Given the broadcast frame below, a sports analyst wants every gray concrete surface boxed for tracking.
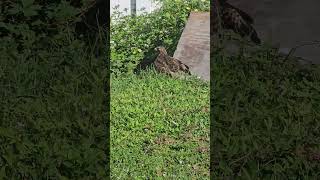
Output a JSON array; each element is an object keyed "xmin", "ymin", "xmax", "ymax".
[
  {"xmin": 227, "ymin": 0, "xmax": 320, "ymax": 64},
  {"xmin": 173, "ymin": 12, "xmax": 210, "ymax": 81}
]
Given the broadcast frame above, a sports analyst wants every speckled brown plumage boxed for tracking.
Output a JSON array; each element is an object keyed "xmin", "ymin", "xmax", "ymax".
[
  {"xmin": 154, "ymin": 46, "xmax": 191, "ymax": 77},
  {"xmin": 217, "ymin": 0, "xmax": 261, "ymax": 44}
]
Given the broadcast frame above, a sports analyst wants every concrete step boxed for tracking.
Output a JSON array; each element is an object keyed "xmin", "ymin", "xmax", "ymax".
[{"xmin": 173, "ymin": 12, "xmax": 210, "ymax": 81}]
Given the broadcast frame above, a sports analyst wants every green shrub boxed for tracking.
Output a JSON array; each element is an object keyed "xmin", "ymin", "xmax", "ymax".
[{"xmin": 110, "ymin": 0, "xmax": 210, "ymax": 75}]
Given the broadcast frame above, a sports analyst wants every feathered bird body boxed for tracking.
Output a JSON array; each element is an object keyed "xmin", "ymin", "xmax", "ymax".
[
  {"xmin": 217, "ymin": 0, "xmax": 261, "ymax": 44},
  {"xmin": 154, "ymin": 46, "xmax": 191, "ymax": 77}
]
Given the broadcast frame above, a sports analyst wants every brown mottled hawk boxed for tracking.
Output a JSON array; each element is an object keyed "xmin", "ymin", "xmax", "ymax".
[
  {"xmin": 217, "ymin": 0, "xmax": 261, "ymax": 44},
  {"xmin": 154, "ymin": 46, "xmax": 191, "ymax": 77}
]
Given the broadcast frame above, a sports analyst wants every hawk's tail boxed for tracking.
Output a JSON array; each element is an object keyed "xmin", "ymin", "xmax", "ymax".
[
  {"xmin": 178, "ymin": 62, "xmax": 191, "ymax": 75},
  {"xmin": 249, "ymin": 29, "xmax": 261, "ymax": 44}
]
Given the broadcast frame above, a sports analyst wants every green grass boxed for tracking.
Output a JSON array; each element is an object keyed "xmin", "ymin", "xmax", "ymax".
[
  {"xmin": 0, "ymin": 36, "xmax": 108, "ymax": 178},
  {"xmin": 212, "ymin": 44, "xmax": 320, "ymax": 178},
  {"xmin": 111, "ymin": 70, "xmax": 209, "ymax": 179}
]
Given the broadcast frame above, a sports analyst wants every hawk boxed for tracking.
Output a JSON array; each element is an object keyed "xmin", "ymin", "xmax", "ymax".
[
  {"xmin": 154, "ymin": 46, "xmax": 191, "ymax": 77},
  {"xmin": 217, "ymin": 0, "xmax": 261, "ymax": 44}
]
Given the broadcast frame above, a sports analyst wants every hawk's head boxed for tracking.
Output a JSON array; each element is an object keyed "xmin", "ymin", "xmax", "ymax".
[{"xmin": 154, "ymin": 46, "xmax": 167, "ymax": 55}]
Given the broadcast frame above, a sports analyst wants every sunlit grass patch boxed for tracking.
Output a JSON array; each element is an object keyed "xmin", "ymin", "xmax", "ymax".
[{"xmin": 111, "ymin": 70, "xmax": 209, "ymax": 179}]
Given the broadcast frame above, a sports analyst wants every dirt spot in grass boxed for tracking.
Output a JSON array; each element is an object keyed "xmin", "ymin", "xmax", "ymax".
[
  {"xmin": 192, "ymin": 164, "xmax": 200, "ymax": 171},
  {"xmin": 197, "ymin": 135, "xmax": 209, "ymax": 143},
  {"xmin": 304, "ymin": 145, "xmax": 320, "ymax": 162},
  {"xmin": 154, "ymin": 135, "xmax": 176, "ymax": 145},
  {"xmin": 305, "ymin": 148, "xmax": 320, "ymax": 162},
  {"xmin": 181, "ymin": 131, "xmax": 207, "ymax": 142},
  {"xmin": 295, "ymin": 144, "xmax": 320, "ymax": 162},
  {"xmin": 181, "ymin": 131, "xmax": 194, "ymax": 141},
  {"xmin": 156, "ymin": 168, "xmax": 165, "ymax": 177},
  {"xmin": 195, "ymin": 135, "xmax": 209, "ymax": 154},
  {"xmin": 201, "ymin": 106, "xmax": 209, "ymax": 113},
  {"xmin": 310, "ymin": 152, "xmax": 320, "ymax": 161},
  {"xmin": 143, "ymin": 123, "xmax": 154, "ymax": 133},
  {"xmin": 191, "ymin": 164, "xmax": 210, "ymax": 178},
  {"xmin": 197, "ymin": 146, "xmax": 209, "ymax": 153},
  {"xmin": 180, "ymin": 126, "xmax": 209, "ymax": 154},
  {"xmin": 180, "ymin": 125, "xmax": 198, "ymax": 141}
]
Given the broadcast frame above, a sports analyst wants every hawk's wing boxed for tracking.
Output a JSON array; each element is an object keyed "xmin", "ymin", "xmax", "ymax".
[
  {"xmin": 219, "ymin": 1, "xmax": 261, "ymax": 44},
  {"xmin": 154, "ymin": 49, "xmax": 191, "ymax": 76},
  {"xmin": 169, "ymin": 57, "xmax": 191, "ymax": 74},
  {"xmin": 154, "ymin": 53, "xmax": 169, "ymax": 73},
  {"xmin": 218, "ymin": 0, "xmax": 253, "ymax": 23}
]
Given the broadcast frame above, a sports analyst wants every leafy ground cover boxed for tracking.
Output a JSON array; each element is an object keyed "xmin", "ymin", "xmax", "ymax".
[
  {"xmin": 212, "ymin": 44, "xmax": 320, "ymax": 178},
  {"xmin": 111, "ymin": 70, "xmax": 209, "ymax": 179}
]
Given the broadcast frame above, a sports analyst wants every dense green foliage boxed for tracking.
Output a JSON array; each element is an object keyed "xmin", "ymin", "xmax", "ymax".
[
  {"xmin": 110, "ymin": 0, "xmax": 210, "ymax": 75},
  {"xmin": 212, "ymin": 44, "xmax": 320, "ymax": 178},
  {"xmin": 111, "ymin": 71, "xmax": 209, "ymax": 178},
  {"xmin": 0, "ymin": 0, "xmax": 108, "ymax": 178}
]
